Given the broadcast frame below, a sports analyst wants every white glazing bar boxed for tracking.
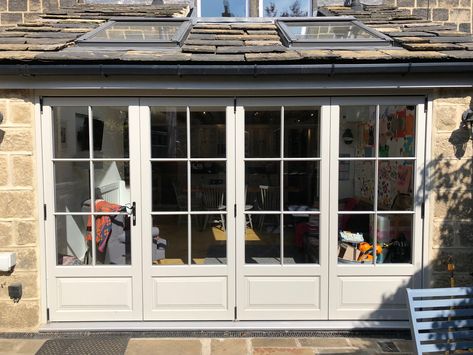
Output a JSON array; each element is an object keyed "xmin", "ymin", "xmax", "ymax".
[
  {"xmin": 280, "ymin": 106, "xmax": 285, "ymax": 265},
  {"xmin": 278, "ymin": 157, "xmax": 322, "ymax": 162},
  {"xmin": 187, "ymin": 106, "xmax": 192, "ymax": 266},
  {"xmin": 88, "ymin": 105, "xmax": 96, "ymax": 266},
  {"xmin": 373, "ymin": 104, "xmax": 380, "ymax": 266},
  {"xmin": 244, "ymin": 157, "xmax": 283, "ymax": 162}
]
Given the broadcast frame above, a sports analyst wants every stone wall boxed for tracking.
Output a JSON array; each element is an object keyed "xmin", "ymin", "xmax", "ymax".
[
  {"xmin": 383, "ymin": 0, "xmax": 473, "ymax": 33},
  {"xmin": 0, "ymin": 90, "xmax": 39, "ymax": 331},
  {"xmin": 429, "ymin": 88, "xmax": 473, "ymax": 287},
  {"xmin": 0, "ymin": 0, "xmax": 77, "ymax": 25}
]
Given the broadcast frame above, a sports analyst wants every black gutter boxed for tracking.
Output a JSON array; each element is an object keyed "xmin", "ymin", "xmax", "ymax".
[{"xmin": 3, "ymin": 62, "xmax": 473, "ymax": 76}]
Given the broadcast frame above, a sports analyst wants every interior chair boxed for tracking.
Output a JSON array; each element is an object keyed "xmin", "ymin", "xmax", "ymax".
[
  {"xmin": 258, "ymin": 185, "xmax": 280, "ymax": 231},
  {"xmin": 201, "ymin": 185, "xmax": 226, "ymax": 231}
]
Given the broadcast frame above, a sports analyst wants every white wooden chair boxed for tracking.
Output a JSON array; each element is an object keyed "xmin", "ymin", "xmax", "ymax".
[
  {"xmin": 406, "ymin": 287, "xmax": 473, "ymax": 354},
  {"xmin": 201, "ymin": 185, "xmax": 226, "ymax": 231}
]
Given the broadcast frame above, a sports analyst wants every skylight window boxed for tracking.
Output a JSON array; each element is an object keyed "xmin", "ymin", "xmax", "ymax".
[
  {"xmin": 77, "ymin": 18, "xmax": 191, "ymax": 47},
  {"xmin": 277, "ymin": 18, "xmax": 392, "ymax": 48}
]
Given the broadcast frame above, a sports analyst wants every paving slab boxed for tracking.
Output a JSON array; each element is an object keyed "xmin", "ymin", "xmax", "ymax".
[
  {"xmin": 0, "ymin": 339, "xmax": 46, "ymax": 355},
  {"xmin": 125, "ymin": 338, "xmax": 202, "ymax": 355},
  {"xmin": 299, "ymin": 337, "xmax": 350, "ymax": 347},
  {"xmin": 252, "ymin": 337, "xmax": 298, "ymax": 348},
  {"xmin": 253, "ymin": 348, "xmax": 314, "ymax": 355},
  {"xmin": 211, "ymin": 338, "xmax": 248, "ymax": 355}
]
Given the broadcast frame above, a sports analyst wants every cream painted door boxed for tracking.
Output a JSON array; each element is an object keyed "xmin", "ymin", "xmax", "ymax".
[
  {"xmin": 328, "ymin": 97, "xmax": 425, "ymax": 320},
  {"xmin": 235, "ymin": 98, "xmax": 331, "ymax": 320},
  {"xmin": 140, "ymin": 99, "xmax": 236, "ymax": 320},
  {"xmin": 43, "ymin": 98, "xmax": 143, "ymax": 321}
]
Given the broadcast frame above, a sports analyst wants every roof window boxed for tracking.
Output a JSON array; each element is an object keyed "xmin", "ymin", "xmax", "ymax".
[
  {"xmin": 277, "ymin": 17, "xmax": 392, "ymax": 48},
  {"xmin": 77, "ymin": 18, "xmax": 191, "ymax": 47}
]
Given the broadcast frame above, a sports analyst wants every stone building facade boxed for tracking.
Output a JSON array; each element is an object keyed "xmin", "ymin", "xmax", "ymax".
[
  {"xmin": 0, "ymin": 0, "xmax": 76, "ymax": 25},
  {"xmin": 0, "ymin": 91, "xmax": 40, "ymax": 331},
  {"xmin": 380, "ymin": 0, "xmax": 472, "ymax": 32}
]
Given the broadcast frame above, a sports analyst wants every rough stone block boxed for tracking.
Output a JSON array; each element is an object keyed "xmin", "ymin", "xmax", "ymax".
[
  {"xmin": 412, "ymin": 8, "xmax": 431, "ymax": 19},
  {"xmin": 16, "ymin": 221, "xmax": 36, "ymax": 245},
  {"xmin": 450, "ymin": 8, "xmax": 471, "ymax": 23},
  {"xmin": 0, "ymin": 0, "xmax": 6, "ymax": 11},
  {"xmin": 0, "ymin": 129, "xmax": 33, "ymax": 152},
  {"xmin": 0, "ymin": 221, "xmax": 12, "ymax": 246},
  {"xmin": 433, "ymin": 8, "xmax": 449, "ymax": 21},
  {"xmin": 459, "ymin": 0, "xmax": 471, "ymax": 6},
  {"xmin": 0, "ymin": 301, "xmax": 39, "ymax": 330},
  {"xmin": 8, "ymin": 0, "xmax": 27, "ymax": 11},
  {"xmin": 0, "ymin": 271, "xmax": 38, "ymax": 299},
  {"xmin": 433, "ymin": 131, "xmax": 472, "ymax": 159},
  {"xmin": 0, "ymin": 156, "xmax": 8, "ymax": 186},
  {"xmin": 397, "ymin": 0, "xmax": 415, "ymax": 7},
  {"xmin": 431, "ymin": 220, "xmax": 455, "ymax": 248},
  {"xmin": 0, "ymin": 191, "xmax": 35, "ymax": 218},
  {"xmin": 457, "ymin": 223, "xmax": 473, "ymax": 246},
  {"xmin": 42, "ymin": 0, "xmax": 59, "ymax": 11},
  {"xmin": 459, "ymin": 23, "xmax": 471, "ymax": 33},
  {"xmin": 12, "ymin": 155, "xmax": 34, "ymax": 187},
  {"xmin": 438, "ymin": 0, "xmax": 460, "ymax": 6},
  {"xmin": 433, "ymin": 190, "xmax": 473, "ymax": 219},
  {"xmin": 13, "ymin": 247, "xmax": 37, "ymax": 271},
  {"xmin": 434, "ymin": 89, "xmax": 472, "ymax": 105},
  {"xmin": 29, "ymin": 0, "xmax": 42, "ymax": 12},
  {"xmin": 8, "ymin": 101, "xmax": 33, "ymax": 125},
  {"xmin": 434, "ymin": 105, "xmax": 463, "ymax": 131},
  {"xmin": 1, "ymin": 13, "xmax": 23, "ymax": 25},
  {"xmin": 431, "ymin": 159, "xmax": 472, "ymax": 189},
  {"xmin": 415, "ymin": 0, "xmax": 429, "ymax": 6}
]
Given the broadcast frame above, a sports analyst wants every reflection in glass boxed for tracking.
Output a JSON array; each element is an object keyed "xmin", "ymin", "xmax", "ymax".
[
  {"xmin": 284, "ymin": 161, "xmax": 319, "ymax": 210},
  {"xmin": 192, "ymin": 214, "xmax": 227, "ymax": 265},
  {"xmin": 93, "ymin": 161, "xmax": 130, "ymax": 206},
  {"xmin": 94, "ymin": 214, "xmax": 131, "ymax": 265},
  {"xmin": 151, "ymin": 106, "xmax": 187, "ymax": 158},
  {"xmin": 338, "ymin": 214, "xmax": 374, "ymax": 264},
  {"xmin": 90, "ymin": 106, "xmax": 128, "ymax": 158},
  {"xmin": 152, "ymin": 162, "xmax": 187, "ymax": 211},
  {"xmin": 340, "ymin": 106, "xmax": 376, "ymax": 158},
  {"xmin": 201, "ymin": 0, "xmax": 246, "ymax": 17},
  {"xmin": 246, "ymin": 214, "xmax": 281, "ymax": 264},
  {"xmin": 286, "ymin": 22, "xmax": 379, "ymax": 40},
  {"xmin": 377, "ymin": 214, "xmax": 413, "ymax": 264},
  {"xmin": 56, "ymin": 215, "xmax": 90, "ymax": 265},
  {"xmin": 54, "ymin": 161, "xmax": 90, "ymax": 212},
  {"xmin": 191, "ymin": 161, "xmax": 226, "ymax": 212},
  {"xmin": 379, "ymin": 105, "xmax": 416, "ymax": 157},
  {"xmin": 338, "ymin": 160, "xmax": 375, "ymax": 210},
  {"xmin": 190, "ymin": 108, "xmax": 226, "ymax": 158},
  {"xmin": 263, "ymin": 0, "xmax": 309, "ymax": 17},
  {"xmin": 53, "ymin": 106, "xmax": 89, "ymax": 158},
  {"xmin": 246, "ymin": 161, "xmax": 280, "ymax": 211},
  {"xmin": 89, "ymin": 22, "xmax": 183, "ymax": 41},
  {"xmin": 152, "ymin": 215, "xmax": 188, "ymax": 265},
  {"xmin": 245, "ymin": 108, "xmax": 281, "ymax": 158},
  {"xmin": 284, "ymin": 107, "xmax": 320, "ymax": 157},
  {"xmin": 378, "ymin": 160, "xmax": 414, "ymax": 211},
  {"xmin": 284, "ymin": 214, "xmax": 319, "ymax": 264}
]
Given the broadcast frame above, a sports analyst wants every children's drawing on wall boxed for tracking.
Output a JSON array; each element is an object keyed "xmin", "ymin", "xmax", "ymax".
[{"xmin": 379, "ymin": 105, "xmax": 415, "ymax": 157}]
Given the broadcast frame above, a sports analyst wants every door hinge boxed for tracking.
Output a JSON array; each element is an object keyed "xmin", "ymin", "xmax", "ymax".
[
  {"xmin": 46, "ymin": 308, "xmax": 50, "ymax": 321},
  {"xmin": 233, "ymin": 97, "xmax": 237, "ymax": 114},
  {"xmin": 234, "ymin": 306, "xmax": 237, "ymax": 319},
  {"xmin": 234, "ymin": 204, "xmax": 237, "ymax": 218},
  {"xmin": 43, "ymin": 204, "xmax": 47, "ymax": 221},
  {"xmin": 421, "ymin": 201, "xmax": 425, "ymax": 219},
  {"xmin": 424, "ymin": 97, "xmax": 428, "ymax": 113},
  {"xmin": 39, "ymin": 97, "xmax": 44, "ymax": 114}
]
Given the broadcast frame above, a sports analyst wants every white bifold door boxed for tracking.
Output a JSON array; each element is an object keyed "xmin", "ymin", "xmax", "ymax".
[{"xmin": 42, "ymin": 96, "xmax": 425, "ymax": 322}]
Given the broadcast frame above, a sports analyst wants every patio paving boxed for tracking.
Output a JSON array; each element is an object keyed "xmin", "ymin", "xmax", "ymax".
[{"xmin": 0, "ymin": 336, "xmax": 414, "ymax": 354}]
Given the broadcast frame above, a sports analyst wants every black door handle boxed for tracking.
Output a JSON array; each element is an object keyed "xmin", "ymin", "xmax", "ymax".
[{"xmin": 131, "ymin": 201, "xmax": 136, "ymax": 226}]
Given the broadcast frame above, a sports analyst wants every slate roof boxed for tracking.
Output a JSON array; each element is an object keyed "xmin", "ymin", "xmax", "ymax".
[{"xmin": 0, "ymin": 3, "xmax": 472, "ymax": 64}]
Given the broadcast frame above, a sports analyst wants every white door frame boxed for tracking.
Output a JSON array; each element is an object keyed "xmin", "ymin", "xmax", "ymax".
[
  {"xmin": 140, "ymin": 98, "xmax": 236, "ymax": 320},
  {"xmin": 42, "ymin": 97, "xmax": 142, "ymax": 321},
  {"xmin": 328, "ymin": 96, "xmax": 426, "ymax": 320}
]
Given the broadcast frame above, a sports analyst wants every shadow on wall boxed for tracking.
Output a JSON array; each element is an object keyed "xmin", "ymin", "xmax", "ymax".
[{"xmin": 367, "ymin": 110, "xmax": 473, "ymax": 321}]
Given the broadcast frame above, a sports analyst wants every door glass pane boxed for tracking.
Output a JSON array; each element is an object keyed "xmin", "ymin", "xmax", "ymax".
[
  {"xmin": 338, "ymin": 214, "xmax": 374, "ymax": 264},
  {"xmin": 53, "ymin": 106, "xmax": 89, "ymax": 159},
  {"xmin": 200, "ymin": 0, "xmax": 246, "ymax": 17},
  {"xmin": 338, "ymin": 160, "xmax": 375, "ymax": 211},
  {"xmin": 190, "ymin": 108, "xmax": 226, "ymax": 158},
  {"xmin": 152, "ymin": 215, "xmax": 187, "ymax": 265},
  {"xmin": 245, "ymin": 108, "xmax": 281, "ymax": 158},
  {"xmin": 151, "ymin": 106, "xmax": 187, "ymax": 158},
  {"xmin": 54, "ymin": 161, "xmax": 90, "ymax": 212},
  {"xmin": 284, "ymin": 161, "xmax": 319, "ymax": 211},
  {"xmin": 192, "ymin": 214, "xmax": 227, "ymax": 265},
  {"xmin": 93, "ymin": 161, "xmax": 130, "ymax": 206},
  {"xmin": 284, "ymin": 214, "xmax": 319, "ymax": 264},
  {"xmin": 263, "ymin": 0, "xmax": 309, "ymax": 16},
  {"xmin": 90, "ymin": 106, "xmax": 129, "ymax": 159},
  {"xmin": 378, "ymin": 160, "xmax": 414, "ymax": 211},
  {"xmin": 377, "ymin": 214, "xmax": 413, "ymax": 264},
  {"xmin": 246, "ymin": 161, "xmax": 280, "ymax": 211},
  {"xmin": 284, "ymin": 107, "xmax": 320, "ymax": 158},
  {"xmin": 152, "ymin": 162, "xmax": 187, "ymax": 211},
  {"xmin": 246, "ymin": 214, "xmax": 281, "ymax": 264},
  {"xmin": 191, "ymin": 161, "xmax": 226, "ymax": 211},
  {"xmin": 93, "ymin": 213, "xmax": 131, "ymax": 265},
  {"xmin": 340, "ymin": 106, "xmax": 376, "ymax": 158},
  {"xmin": 56, "ymin": 215, "xmax": 90, "ymax": 265},
  {"xmin": 379, "ymin": 105, "xmax": 416, "ymax": 157}
]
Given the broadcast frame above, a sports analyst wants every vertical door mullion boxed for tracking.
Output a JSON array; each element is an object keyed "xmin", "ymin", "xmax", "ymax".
[
  {"xmin": 280, "ymin": 106, "xmax": 284, "ymax": 265},
  {"xmin": 186, "ymin": 106, "xmax": 191, "ymax": 265},
  {"xmin": 88, "ymin": 106, "xmax": 96, "ymax": 265}
]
